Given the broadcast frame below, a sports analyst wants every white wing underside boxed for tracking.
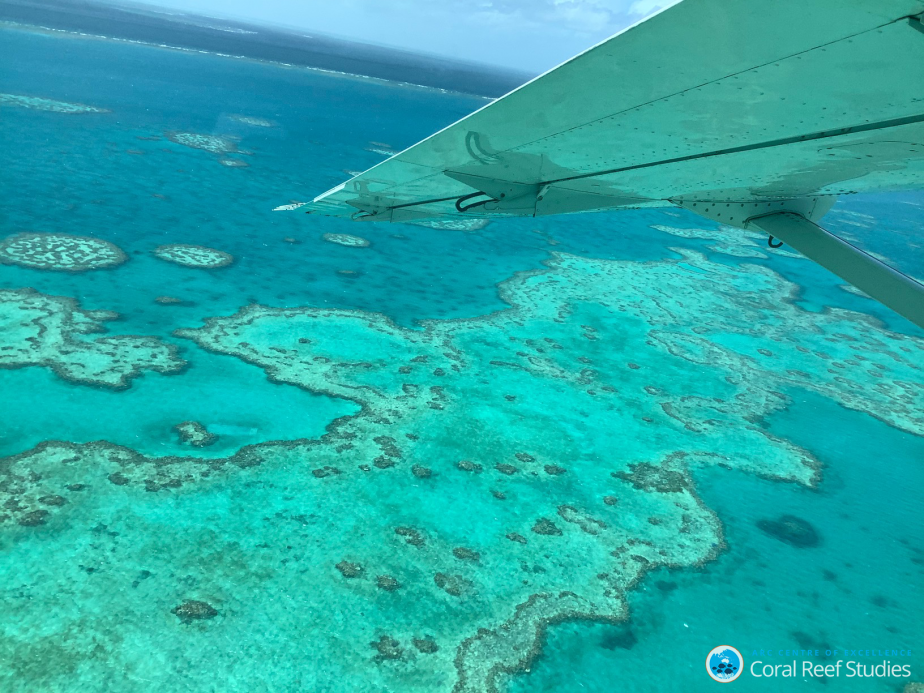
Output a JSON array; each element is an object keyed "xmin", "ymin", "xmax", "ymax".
[{"xmin": 297, "ymin": 0, "xmax": 924, "ymax": 224}]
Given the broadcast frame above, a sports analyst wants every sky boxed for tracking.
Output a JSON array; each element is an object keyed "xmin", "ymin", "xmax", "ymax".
[{"xmin": 123, "ymin": 0, "xmax": 675, "ymax": 73}]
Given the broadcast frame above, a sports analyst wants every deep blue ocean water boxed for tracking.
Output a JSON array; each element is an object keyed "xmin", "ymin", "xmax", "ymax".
[{"xmin": 1, "ymin": 19, "xmax": 922, "ymax": 693}]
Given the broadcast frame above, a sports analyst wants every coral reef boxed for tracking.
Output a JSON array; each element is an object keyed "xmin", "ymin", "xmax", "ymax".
[
  {"xmin": 336, "ymin": 560, "xmax": 363, "ymax": 578},
  {"xmin": 376, "ymin": 575, "xmax": 400, "ymax": 591},
  {"xmin": 322, "ymin": 233, "xmax": 370, "ymax": 248},
  {"xmin": 2, "ymin": 247, "xmax": 922, "ymax": 693},
  {"xmin": 371, "ymin": 635, "xmax": 403, "ymax": 660},
  {"xmin": 0, "ymin": 232, "xmax": 126, "ymax": 271},
  {"xmin": 153, "ymin": 244, "xmax": 233, "ymax": 269},
  {"xmin": 414, "ymin": 637, "xmax": 439, "ymax": 654},
  {"xmin": 172, "ymin": 600, "xmax": 218, "ymax": 624},
  {"xmin": 652, "ymin": 224, "xmax": 803, "ymax": 259},
  {"xmin": 366, "ymin": 145, "xmax": 398, "ymax": 156},
  {"xmin": 0, "ymin": 93, "xmax": 109, "ymax": 114},
  {"xmin": 452, "ymin": 547, "xmax": 480, "ymax": 562},
  {"xmin": 0, "ymin": 289, "xmax": 184, "ymax": 388},
  {"xmin": 531, "ymin": 518, "xmax": 562, "ymax": 536},
  {"xmin": 174, "ymin": 421, "xmax": 217, "ymax": 448},
  {"xmin": 410, "ymin": 218, "xmax": 491, "ymax": 232},
  {"xmin": 756, "ymin": 515, "xmax": 821, "ymax": 548},
  {"xmin": 230, "ymin": 115, "xmax": 274, "ymax": 127},
  {"xmin": 166, "ymin": 132, "xmax": 238, "ymax": 154}
]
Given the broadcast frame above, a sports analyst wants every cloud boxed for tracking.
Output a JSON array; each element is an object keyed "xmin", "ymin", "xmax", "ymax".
[
  {"xmin": 424, "ymin": 0, "xmax": 624, "ymax": 34},
  {"xmin": 122, "ymin": 0, "xmax": 653, "ymax": 71},
  {"xmin": 627, "ymin": 0, "xmax": 674, "ymax": 16}
]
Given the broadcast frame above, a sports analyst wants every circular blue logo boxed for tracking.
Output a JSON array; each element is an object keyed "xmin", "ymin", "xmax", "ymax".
[{"xmin": 706, "ymin": 645, "xmax": 743, "ymax": 682}]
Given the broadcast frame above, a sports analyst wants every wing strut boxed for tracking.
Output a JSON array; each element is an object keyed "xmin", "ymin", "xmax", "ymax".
[{"xmin": 746, "ymin": 212, "xmax": 924, "ymax": 330}]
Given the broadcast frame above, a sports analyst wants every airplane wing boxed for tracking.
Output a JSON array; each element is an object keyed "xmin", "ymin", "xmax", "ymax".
[{"xmin": 287, "ymin": 0, "xmax": 924, "ymax": 329}]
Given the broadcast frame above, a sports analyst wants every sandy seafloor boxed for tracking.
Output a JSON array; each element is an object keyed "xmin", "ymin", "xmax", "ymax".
[{"xmin": 1, "ymin": 21, "xmax": 923, "ymax": 693}]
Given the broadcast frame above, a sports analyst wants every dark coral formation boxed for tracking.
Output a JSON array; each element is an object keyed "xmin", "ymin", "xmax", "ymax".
[
  {"xmin": 411, "ymin": 465, "xmax": 432, "ymax": 478},
  {"xmin": 613, "ymin": 461, "xmax": 689, "ymax": 493},
  {"xmin": 600, "ymin": 624, "xmax": 638, "ymax": 650},
  {"xmin": 495, "ymin": 463, "xmax": 518, "ymax": 475},
  {"xmin": 531, "ymin": 518, "xmax": 563, "ymax": 536},
  {"xmin": 108, "ymin": 472, "xmax": 130, "ymax": 486},
  {"xmin": 544, "ymin": 464, "xmax": 567, "ymax": 475},
  {"xmin": 434, "ymin": 572, "xmax": 467, "ymax": 597},
  {"xmin": 374, "ymin": 436, "xmax": 402, "ymax": 459},
  {"xmin": 39, "ymin": 495, "xmax": 66, "ymax": 506},
  {"xmin": 558, "ymin": 505, "xmax": 608, "ymax": 535},
  {"xmin": 452, "ymin": 547, "xmax": 480, "ymax": 563},
  {"xmin": 457, "ymin": 460, "xmax": 482, "ymax": 473},
  {"xmin": 18, "ymin": 509, "xmax": 49, "ymax": 527},
  {"xmin": 376, "ymin": 575, "xmax": 400, "ymax": 591},
  {"xmin": 413, "ymin": 637, "xmax": 439, "ymax": 654},
  {"xmin": 174, "ymin": 421, "xmax": 217, "ymax": 448},
  {"xmin": 336, "ymin": 560, "xmax": 364, "ymax": 578},
  {"xmin": 172, "ymin": 600, "xmax": 218, "ymax": 624},
  {"xmin": 756, "ymin": 515, "xmax": 821, "ymax": 548},
  {"xmin": 371, "ymin": 635, "xmax": 403, "ymax": 661},
  {"xmin": 395, "ymin": 527, "xmax": 425, "ymax": 547}
]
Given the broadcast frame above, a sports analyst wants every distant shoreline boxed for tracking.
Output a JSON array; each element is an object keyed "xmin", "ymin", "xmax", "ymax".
[
  {"xmin": 0, "ymin": 0, "xmax": 530, "ymax": 97},
  {"xmin": 0, "ymin": 20, "xmax": 495, "ymax": 99}
]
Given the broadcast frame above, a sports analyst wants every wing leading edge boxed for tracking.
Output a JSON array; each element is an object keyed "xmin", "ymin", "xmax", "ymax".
[{"xmin": 285, "ymin": 0, "xmax": 924, "ymax": 329}]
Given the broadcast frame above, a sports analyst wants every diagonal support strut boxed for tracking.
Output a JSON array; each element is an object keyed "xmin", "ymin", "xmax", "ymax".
[{"xmin": 745, "ymin": 212, "xmax": 924, "ymax": 330}]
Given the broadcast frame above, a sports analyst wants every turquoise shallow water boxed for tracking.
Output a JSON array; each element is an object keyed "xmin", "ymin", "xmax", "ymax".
[
  {"xmin": 0, "ymin": 345, "xmax": 357, "ymax": 458},
  {"xmin": 1, "ymin": 20, "xmax": 923, "ymax": 693},
  {"xmin": 506, "ymin": 390, "xmax": 924, "ymax": 692}
]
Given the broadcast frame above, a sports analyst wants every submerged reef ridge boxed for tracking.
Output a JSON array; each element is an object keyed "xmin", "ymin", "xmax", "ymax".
[
  {"xmin": 0, "ymin": 93, "xmax": 110, "ymax": 114},
  {"xmin": 756, "ymin": 514, "xmax": 821, "ymax": 548},
  {"xmin": 229, "ymin": 114, "xmax": 275, "ymax": 127}
]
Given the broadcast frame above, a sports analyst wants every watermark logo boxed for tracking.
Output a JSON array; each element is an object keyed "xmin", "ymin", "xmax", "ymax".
[{"xmin": 707, "ymin": 646, "xmax": 744, "ymax": 682}]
